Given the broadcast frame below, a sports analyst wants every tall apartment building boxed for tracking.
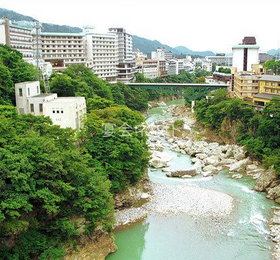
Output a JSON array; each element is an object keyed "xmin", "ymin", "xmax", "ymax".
[
  {"xmin": 232, "ymin": 37, "xmax": 259, "ymax": 72},
  {"xmin": 15, "ymin": 81, "xmax": 86, "ymax": 130},
  {"xmin": 0, "ymin": 18, "xmax": 34, "ymax": 62},
  {"xmin": 109, "ymin": 28, "xmax": 135, "ymax": 83},
  {"xmin": 109, "ymin": 28, "xmax": 133, "ymax": 62},
  {"xmin": 84, "ymin": 26, "xmax": 118, "ymax": 82},
  {"xmin": 41, "ymin": 32, "xmax": 87, "ymax": 71}
]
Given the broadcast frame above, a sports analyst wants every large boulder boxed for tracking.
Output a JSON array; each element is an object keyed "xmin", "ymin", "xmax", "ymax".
[
  {"xmin": 150, "ymin": 151, "xmax": 173, "ymax": 168},
  {"xmin": 233, "ymin": 146, "xmax": 246, "ymax": 161},
  {"xmin": 267, "ymin": 185, "xmax": 280, "ymax": 203},
  {"xmin": 205, "ymin": 156, "xmax": 220, "ymax": 167},
  {"xmin": 229, "ymin": 158, "xmax": 250, "ymax": 172},
  {"xmin": 166, "ymin": 169, "xmax": 197, "ymax": 178},
  {"xmin": 195, "ymin": 153, "xmax": 208, "ymax": 160},
  {"xmin": 254, "ymin": 168, "xmax": 278, "ymax": 192},
  {"xmin": 203, "ymin": 165, "xmax": 217, "ymax": 173},
  {"xmin": 191, "ymin": 160, "xmax": 204, "ymax": 174}
]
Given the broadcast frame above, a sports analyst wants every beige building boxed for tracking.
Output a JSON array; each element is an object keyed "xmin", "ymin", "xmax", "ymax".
[
  {"xmin": 41, "ymin": 32, "xmax": 87, "ymax": 71},
  {"xmin": 15, "ymin": 81, "xmax": 86, "ymax": 130},
  {"xmin": 142, "ymin": 59, "xmax": 159, "ymax": 79},
  {"xmin": 233, "ymin": 72, "xmax": 261, "ymax": 100}
]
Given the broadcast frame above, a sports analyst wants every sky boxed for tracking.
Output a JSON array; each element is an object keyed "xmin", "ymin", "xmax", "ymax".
[{"xmin": 1, "ymin": 0, "xmax": 280, "ymax": 53}]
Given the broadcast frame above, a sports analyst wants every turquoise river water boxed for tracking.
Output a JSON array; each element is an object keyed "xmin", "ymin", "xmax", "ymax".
[{"xmin": 107, "ymin": 100, "xmax": 276, "ymax": 260}]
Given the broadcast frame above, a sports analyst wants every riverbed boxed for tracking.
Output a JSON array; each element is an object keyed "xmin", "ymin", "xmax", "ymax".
[{"xmin": 107, "ymin": 100, "xmax": 277, "ymax": 260}]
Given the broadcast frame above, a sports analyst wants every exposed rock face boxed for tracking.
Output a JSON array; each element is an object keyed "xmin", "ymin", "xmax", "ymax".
[
  {"xmin": 64, "ymin": 232, "xmax": 117, "ymax": 260},
  {"xmin": 166, "ymin": 169, "xmax": 197, "ymax": 178},
  {"xmin": 269, "ymin": 208, "xmax": 280, "ymax": 260},
  {"xmin": 254, "ymin": 168, "xmax": 278, "ymax": 192},
  {"xmin": 114, "ymin": 177, "xmax": 152, "ymax": 209}
]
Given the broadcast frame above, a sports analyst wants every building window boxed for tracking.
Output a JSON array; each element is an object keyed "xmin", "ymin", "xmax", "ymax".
[
  {"xmin": 19, "ymin": 88, "xmax": 23, "ymax": 96},
  {"xmin": 56, "ymin": 109, "xmax": 60, "ymax": 113},
  {"xmin": 28, "ymin": 88, "xmax": 30, "ymax": 96},
  {"xmin": 39, "ymin": 104, "xmax": 43, "ymax": 113},
  {"xmin": 30, "ymin": 104, "xmax": 34, "ymax": 113},
  {"xmin": 52, "ymin": 109, "xmax": 55, "ymax": 114},
  {"xmin": 61, "ymin": 108, "xmax": 64, "ymax": 114},
  {"xmin": 37, "ymin": 86, "xmax": 39, "ymax": 93}
]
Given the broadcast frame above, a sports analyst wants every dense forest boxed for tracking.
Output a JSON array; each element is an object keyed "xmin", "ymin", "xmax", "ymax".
[
  {"xmin": 0, "ymin": 45, "xmax": 150, "ymax": 259},
  {"xmin": 195, "ymin": 89, "xmax": 280, "ymax": 173}
]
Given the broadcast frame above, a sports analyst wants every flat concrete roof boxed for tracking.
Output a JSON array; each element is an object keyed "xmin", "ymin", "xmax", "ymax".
[
  {"xmin": 47, "ymin": 97, "xmax": 85, "ymax": 103},
  {"xmin": 260, "ymin": 75, "xmax": 280, "ymax": 82},
  {"xmin": 232, "ymin": 45, "xmax": 260, "ymax": 49},
  {"xmin": 30, "ymin": 93, "xmax": 56, "ymax": 98},
  {"xmin": 254, "ymin": 93, "xmax": 280, "ymax": 100}
]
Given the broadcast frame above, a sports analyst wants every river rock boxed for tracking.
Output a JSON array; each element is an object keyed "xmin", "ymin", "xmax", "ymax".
[
  {"xmin": 267, "ymin": 185, "xmax": 280, "ymax": 203},
  {"xmin": 150, "ymin": 151, "xmax": 173, "ymax": 168},
  {"xmin": 254, "ymin": 168, "xmax": 278, "ymax": 192},
  {"xmin": 203, "ymin": 165, "xmax": 217, "ymax": 173},
  {"xmin": 232, "ymin": 174, "xmax": 243, "ymax": 179},
  {"xmin": 233, "ymin": 147, "xmax": 246, "ymax": 161},
  {"xmin": 229, "ymin": 158, "xmax": 250, "ymax": 172},
  {"xmin": 191, "ymin": 160, "xmax": 204, "ymax": 174},
  {"xmin": 195, "ymin": 153, "xmax": 208, "ymax": 160},
  {"xmin": 205, "ymin": 156, "xmax": 220, "ymax": 167},
  {"xmin": 201, "ymin": 171, "xmax": 213, "ymax": 177},
  {"xmin": 246, "ymin": 164, "xmax": 258, "ymax": 171},
  {"xmin": 182, "ymin": 175, "xmax": 193, "ymax": 179},
  {"xmin": 166, "ymin": 169, "xmax": 197, "ymax": 178},
  {"xmin": 219, "ymin": 158, "xmax": 237, "ymax": 166}
]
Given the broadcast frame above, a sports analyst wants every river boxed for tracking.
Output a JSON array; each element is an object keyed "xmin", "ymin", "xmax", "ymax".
[{"xmin": 107, "ymin": 100, "xmax": 276, "ymax": 260}]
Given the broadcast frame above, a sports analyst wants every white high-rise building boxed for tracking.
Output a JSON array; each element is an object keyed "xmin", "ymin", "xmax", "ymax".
[
  {"xmin": 0, "ymin": 18, "xmax": 34, "ymax": 62},
  {"xmin": 232, "ymin": 37, "xmax": 259, "ymax": 72},
  {"xmin": 84, "ymin": 26, "xmax": 118, "ymax": 82},
  {"xmin": 109, "ymin": 28, "xmax": 135, "ymax": 83},
  {"xmin": 109, "ymin": 28, "xmax": 133, "ymax": 62}
]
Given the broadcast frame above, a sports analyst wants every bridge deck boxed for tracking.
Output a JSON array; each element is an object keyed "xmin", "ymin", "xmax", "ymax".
[{"xmin": 126, "ymin": 83, "xmax": 229, "ymax": 88}]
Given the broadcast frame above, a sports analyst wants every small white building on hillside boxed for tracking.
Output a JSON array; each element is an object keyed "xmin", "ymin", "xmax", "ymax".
[{"xmin": 15, "ymin": 81, "xmax": 86, "ymax": 130}]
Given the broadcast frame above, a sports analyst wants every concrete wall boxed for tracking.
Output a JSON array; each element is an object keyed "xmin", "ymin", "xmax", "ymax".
[
  {"xmin": 15, "ymin": 81, "xmax": 40, "ymax": 114},
  {"xmin": 0, "ymin": 23, "xmax": 6, "ymax": 45},
  {"xmin": 43, "ymin": 97, "xmax": 86, "ymax": 129}
]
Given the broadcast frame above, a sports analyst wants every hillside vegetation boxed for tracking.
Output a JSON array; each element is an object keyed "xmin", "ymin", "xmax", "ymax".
[{"xmin": 0, "ymin": 45, "xmax": 150, "ymax": 259}]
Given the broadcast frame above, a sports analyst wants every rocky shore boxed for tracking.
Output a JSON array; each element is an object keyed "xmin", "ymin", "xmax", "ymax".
[
  {"xmin": 115, "ymin": 103, "xmax": 235, "ymax": 228},
  {"xmin": 113, "ymin": 102, "xmax": 280, "ymax": 259}
]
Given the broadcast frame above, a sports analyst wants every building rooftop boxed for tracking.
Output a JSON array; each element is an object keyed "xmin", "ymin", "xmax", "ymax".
[
  {"xmin": 47, "ymin": 97, "xmax": 85, "ymax": 103},
  {"xmin": 254, "ymin": 93, "xmax": 280, "ymax": 100},
  {"xmin": 232, "ymin": 45, "xmax": 260, "ymax": 49},
  {"xmin": 242, "ymin": 37, "xmax": 257, "ymax": 45},
  {"xmin": 41, "ymin": 32, "xmax": 85, "ymax": 37},
  {"xmin": 30, "ymin": 93, "xmax": 56, "ymax": 98},
  {"xmin": 260, "ymin": 75, "xmax": 280, "ymax": 82}
]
